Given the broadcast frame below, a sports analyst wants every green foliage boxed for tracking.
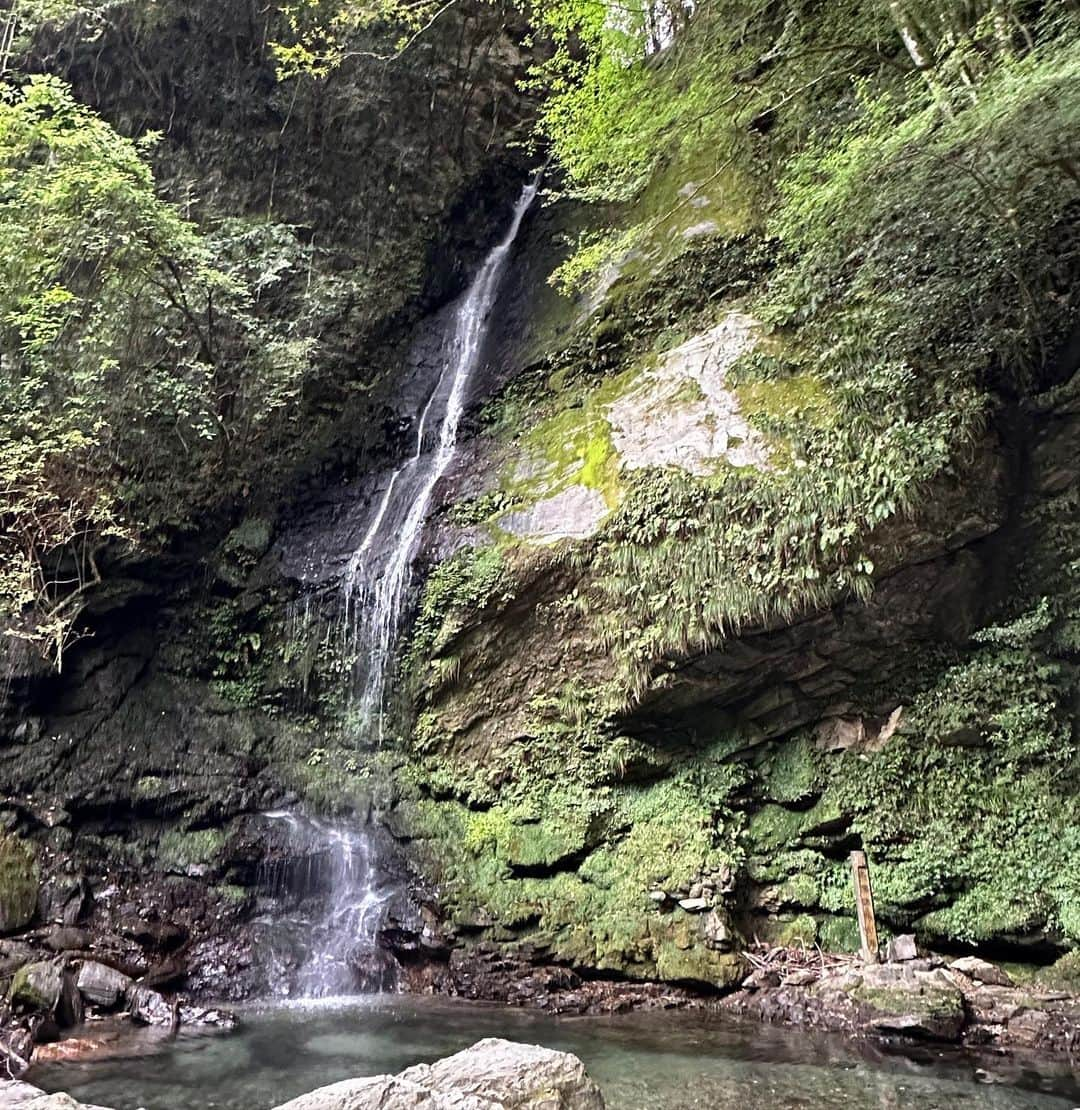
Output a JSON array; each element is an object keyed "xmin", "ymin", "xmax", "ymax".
[
  {"xmin": 0, "ymin": 77, "xmax": 312, "ymax": 662},
  {"xmin": 406, "ymin": 546, "xmax": 513, "ymax": 687},
  {"xmin": 529, "ymin": 17, "xmax": 1080, "ymax": 712}
]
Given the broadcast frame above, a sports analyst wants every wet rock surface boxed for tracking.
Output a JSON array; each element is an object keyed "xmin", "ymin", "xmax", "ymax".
[{"xmin": 395, "ymin": 941, "xmax": 710, "ymax": 1015}]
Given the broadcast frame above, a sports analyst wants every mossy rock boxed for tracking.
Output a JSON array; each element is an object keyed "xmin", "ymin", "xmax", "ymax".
[
  {"xmin": 0, "ymin": 834, "xmax": 39, "ymax": 934},
  {"xmin": 158, "ymin": 828, "xmax": 227, "ymax": 876},
  {"xmin": 9, "ymin": 960, "xmax": 62, "ymax": 1012},
  {"xmin": 850, "ymin": 980, "xmax": 966, "ymax": 1040},
  {"xmin": 647, "ymin": 916, "xmax": 743, "ymax": 987}
]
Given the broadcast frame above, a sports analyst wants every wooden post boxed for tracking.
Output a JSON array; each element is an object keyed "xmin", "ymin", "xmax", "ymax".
[{"xmin": 850, "ymin": 850, "xmax": 879, "ymax": 964}]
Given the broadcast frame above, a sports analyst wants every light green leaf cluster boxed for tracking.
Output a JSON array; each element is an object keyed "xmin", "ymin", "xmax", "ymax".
[{"xmin": 0, "ymin": 76, "xmax": 312, "ymax": 661}]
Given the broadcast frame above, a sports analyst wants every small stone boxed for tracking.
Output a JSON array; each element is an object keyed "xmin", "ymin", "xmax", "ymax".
[
  {"xmin": 688, "ymin": 882, "xmax": 703, "ymax": 900},
  {"xmin": 77, "ymin": 960, "xmax": 133, "ymax": 1008},
  {"xmin": 885, "ymin": 934, "xmax": 918, "ymax": 962},
  {"xmin": 702, "ymin": 910, "xmax": 731, "ymax": 951},
  {"xmin": 648, "ymin": 890, "xmax": 668, "ymax": 903},
  {"xmin": 677, "ymin": 897, "xmax": 710, "ymax": 913},
  {"xmin": 949, "ymin": 956, "xmax": 1014, "ymax": 987}
]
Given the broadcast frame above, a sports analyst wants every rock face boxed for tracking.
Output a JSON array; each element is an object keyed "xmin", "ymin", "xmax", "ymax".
[
  {"xmin": 272, "ymin": 1039, "xmax": 605, "ymax": 1110},
  {"xmin": 0, "ymin": 0, "xmax": 1078, "ymax": 1052},
  {"xmin": 0, "ymin": 836, "xmax": 39, "ymax": 934}
]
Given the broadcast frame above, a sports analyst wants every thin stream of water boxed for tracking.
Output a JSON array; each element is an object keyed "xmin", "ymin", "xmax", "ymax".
[
  {"xmin": 342, "ymin": 175, "xmax": 541, "ymax": 738},
  {"xmin": 256, "ymin": 178, "xmax": 542, "ymax": 1000}
]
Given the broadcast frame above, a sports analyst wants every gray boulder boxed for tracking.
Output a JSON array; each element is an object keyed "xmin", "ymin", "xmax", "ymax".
[
  {"xmin": 949, "ymin": 956, "xmax": 1014, "ymax": 987},
  {"xmin": 272, "ymin": 1038, "xmax": 605, "ymax": 1110},
  {"xmin": 126, "ymin": 985, "xmax": 173, "ymax": 1025},
  {"xmin": 76, "ymin": 962, "xmax": 132, "ymax": 1008},
  {"xmin": 0, "ymin": 1081, "xmax": 115, "ymax": 1109},
  {"xmin": 885, "ymin": 934, "xmax": 918, "ymax": 962}
]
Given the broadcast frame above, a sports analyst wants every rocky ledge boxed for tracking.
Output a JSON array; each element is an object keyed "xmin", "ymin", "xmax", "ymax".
[
  {"xmin": 0, "ymin": 944, "xmax": 235, "ymax": 1079},
  {"xmin": 3, "ymin": 1038, "xmax": 606, "ymax": 1110},
  {"xmin": 723, "ymin": 940, "xmax": 1080, "ymax": 1054}
]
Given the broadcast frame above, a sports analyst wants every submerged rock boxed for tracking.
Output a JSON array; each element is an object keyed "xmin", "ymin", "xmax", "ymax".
[{"xmin": 272, "ymin": 1038, "xmax": 605, "ymax": 1109}]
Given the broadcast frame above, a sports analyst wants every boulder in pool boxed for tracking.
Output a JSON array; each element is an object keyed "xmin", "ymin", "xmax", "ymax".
[
  {"xmin": 271, "ymin": 1037, "xmax": 605, "ymax": 1109},
  {"xmin": 0, "ymin": 1080, "xmax": 115, "ymax": 1109}
]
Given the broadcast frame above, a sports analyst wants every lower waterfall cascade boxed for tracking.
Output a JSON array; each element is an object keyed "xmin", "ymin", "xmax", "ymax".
[{"xmin": 260, "ymin": 812, "xmax": 395, "ymax": 999}]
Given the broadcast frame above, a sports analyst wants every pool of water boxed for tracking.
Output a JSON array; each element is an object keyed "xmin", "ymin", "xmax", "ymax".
[{"xmin": 29, "ymin": 996, "xmax": 1080, "ymax": 1110}]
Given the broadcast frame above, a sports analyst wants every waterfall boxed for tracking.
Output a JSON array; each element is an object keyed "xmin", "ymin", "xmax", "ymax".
[
  {"xmin": 343, "ymin": 174, "xmax": 541, "ymax": 737},
  {"xmin": 256, "ymin": 179, "xmax": 539, "ymax": 1001},
  {"xmin": 260, "ymin": 812, "xmax": 395, "ymax": 998}
]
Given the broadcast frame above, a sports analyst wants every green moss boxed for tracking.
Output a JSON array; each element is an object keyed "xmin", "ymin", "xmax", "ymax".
[
  {"xmin": 407, "ymin": 737, "xmax": 749, "ymax": 984},
  {"xmin": 817, "ymin": 914, "xmax": 860, "ymax": 953},
  {"xmin": 776, "ymin": 913, "xmax": 818, "ymax": 947},
  {"xmin": 1035, "ymin": 951, "xmax": 1080, "ymax": 993},
  {"xmin": 158, "ymin": 828, "xmax": 226, "ymax": 873},
  {"xmin": 761, "ymin": 737, "xmax": 823, "ymax": 805},
  {"xmin": 0, "ymin": 834, "xmax": 38, "ymax": 933}
]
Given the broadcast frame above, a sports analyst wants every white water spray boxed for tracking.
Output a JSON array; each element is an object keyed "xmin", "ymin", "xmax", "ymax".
[
  {"xmin": 262, "ymin": 811, "xmax": 394, "ymax": 998},
  {"xmin": 343, "ymin": 175, "xmax": 541, "ymax": 735}
]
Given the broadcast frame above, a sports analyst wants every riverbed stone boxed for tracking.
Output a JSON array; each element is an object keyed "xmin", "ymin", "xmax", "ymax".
[
  {"xmin": 852, "ymin": 980, "xmax": 966, "ymax": 1040},
  {"xmin": 126, "ymin": 985, "xmax": 173, "ymax": 1025},
  {"xmin": 0, "ymin": 1082, "xmax": 116, "ymax": 1109},
  {"xmin": 272, "ymin": 1038, "xmax": 605, "ymax": 1109},
  {"xmin": 76, "ymin": 962, "xmax": 132, "ymax": 1008}
]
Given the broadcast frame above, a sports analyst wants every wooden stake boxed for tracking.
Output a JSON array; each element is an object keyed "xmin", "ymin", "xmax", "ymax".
[{"xmin": 850, "ymin": 850, "xmax": 879, "ymax": 964}]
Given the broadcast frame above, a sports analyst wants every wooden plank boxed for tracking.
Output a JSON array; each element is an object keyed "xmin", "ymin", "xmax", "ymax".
[{"xmin": 850, "ymin": 850, "xmax": 880, "ymax": 964}]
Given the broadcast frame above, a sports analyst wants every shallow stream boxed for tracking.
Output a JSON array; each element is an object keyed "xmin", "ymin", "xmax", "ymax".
[{"xmin": 29, "ymin": 996, "xmax": 1080, "ymax": 1110}]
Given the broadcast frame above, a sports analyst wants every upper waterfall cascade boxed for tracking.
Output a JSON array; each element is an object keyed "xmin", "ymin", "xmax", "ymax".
[{"xmin": 342, "ymin": 174, "xmax": 541, "ymax": 736}]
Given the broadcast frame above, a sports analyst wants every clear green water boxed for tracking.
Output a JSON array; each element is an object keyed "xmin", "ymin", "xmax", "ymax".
[{"xmin": 30, "ymin": 996, "xmax": 1080, "ymax": 1110}]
